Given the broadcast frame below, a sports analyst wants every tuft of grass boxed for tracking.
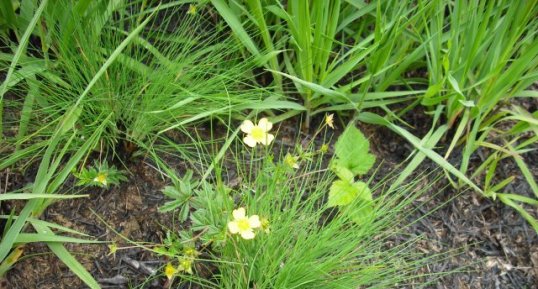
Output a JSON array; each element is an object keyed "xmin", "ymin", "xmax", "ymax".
[
  {"xmin": 418, "ymin": 0, "xmax": 538, "ymax": 231},
  {"xmin": 1, "ymin": 0, "xmax": 271, "ymax": 169},
  {"xmin": 153, "ymin": 120, "xmax": 455, "ymax": 288},
  {"xmin": 211, "ymin": 0, "xmax": 431, "ymax": 126},
  {"xmin": 0, "ymin": 1, "xmax": 273, "ymax": 287}
]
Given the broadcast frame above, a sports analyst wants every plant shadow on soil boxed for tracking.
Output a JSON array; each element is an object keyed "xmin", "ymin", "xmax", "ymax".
[{"xmin": 1, "ymin": 111, "xmax": 537, "ymax": 289}]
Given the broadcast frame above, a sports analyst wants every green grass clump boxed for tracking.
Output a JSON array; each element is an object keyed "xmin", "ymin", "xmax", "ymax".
[
  {"xmin": 215, "ymin": 157, "xmax": 439, "ymax": 288},
  {"xmin": 154, "ymin": 121, "xmax": 450, "ymax": 288},
  {"xmin": 211, "ymin": 0, "xmax": 430, "ymax": 126},
  {"xmin": 0, "ymin": 2, "xmax": 270, "ymax": 287},
  {"xmin": 1, "ymin": 0, "xmax": 270, "ymax": 168}
]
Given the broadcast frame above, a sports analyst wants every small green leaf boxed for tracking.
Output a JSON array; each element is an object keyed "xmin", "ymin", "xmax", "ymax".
[
  {"xmin": 330, "ymin": 163, "xmax": 354, "ymax": 182},
  {"xmin": 162, "ymin": 186, "xmax": 181, "ymax": 198},
  {"xmin": 348, "ymin": 200, "xmax": 374, "ymax": 226},
  {"xmin": 333, "ymin": 125, "xmax": 376, "ymax": 176},
  {"xmin": 458, "ymin": 99, "xmax": 475, "ymax": 107},
  {"xmin": 328, "ymin": 180, "xmax": 371, "ymax": 207},
  {"xmin": 447, "ymin": 74, "xmax": 464, "ymax": 97},
  {"xmin": 424, "ymin": 83, "xmax": 443, "ymax": 99}
]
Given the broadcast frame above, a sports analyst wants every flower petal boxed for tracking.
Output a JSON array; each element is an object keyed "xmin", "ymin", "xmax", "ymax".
[
  {"xmin": 232, "ymin": 208, "xmax": 246, "ymax": 220},
  {"xmin": 257, "ymin": 118, "xmax": 273, "ymax": 132},
  {"xmin": 165, "ymin": 263, "xmax": 177, "ymax": 280},
  {"xmin": 259, "ymin": 133, "xmax": 274, "ymax": 145},
  {"xmin": 243, "ymin": 135, "xmax": 257, "ymax": 147},
  {"xmin": 240, "ymin": 120, "xmax": 254, "ymax": 133},
  {"xmin": 248, "ymin": 215, "xmax": 261, "ymax": 228},
  {"xmin": 228, "ymin": 221, "xmax": 240, "ymax": 234},
  {"xmin": 240, "ymin": 229, "xmax": 255, "ymax": 240}
]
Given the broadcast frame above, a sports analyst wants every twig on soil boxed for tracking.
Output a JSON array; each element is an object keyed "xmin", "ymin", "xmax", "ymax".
[
  {"xmin": 99, "ymin": 274, "xmax": 129, "ymax": 285},
  {"xmin": 122, "ymin": 256, "xmax": 157, "ymax": 275}
]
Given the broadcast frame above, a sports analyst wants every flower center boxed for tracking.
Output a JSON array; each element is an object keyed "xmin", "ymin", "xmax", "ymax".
[
  {"xmin": 237, "ymin": 218, "xmax": 251, "ymax": 231},
  {"xmin": 250, "ymin": 127, "xmax": 265, "ymax": 141},
  {"xmin": 95, "ymin": 173, "xmax": 107, "ymax": 184}
]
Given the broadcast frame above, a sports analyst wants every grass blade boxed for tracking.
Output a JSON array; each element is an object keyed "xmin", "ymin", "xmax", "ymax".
[
  {"xmin": 0, "ymin": 0, "xmax": 48, "ymax": 137},
  {"xmin": 0, "ymin": 193, "xmax": 88, "ymax": 201},
  {"xmin": 32, "ymin": 223, "xmax": 101, "ymax": 289}
]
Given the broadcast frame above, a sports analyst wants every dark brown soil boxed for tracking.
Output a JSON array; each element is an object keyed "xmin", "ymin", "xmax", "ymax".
[
  {"xmin": 367, "ymin": 124, "xmax": 538, "ymax": 289},
  {"xmin": 1, "ymin": 113, "xmax": 537, "ymax": 289}
]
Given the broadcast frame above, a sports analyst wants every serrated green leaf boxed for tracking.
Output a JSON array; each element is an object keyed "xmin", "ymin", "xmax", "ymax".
[
  {"xmin": 162, "ymin": 186, "xmax": 181, "ymax": 198},
  {"xmin": 333, "ymin": 126, "xmax": 376, "ymax": 176},
  {"xmin": 348, "ymin": 200, "xmax": 374, "ymax": 226},
  {"xmin": 330, "ymin": 162, "xmax": 354, "ymax": 182},
  {"xmin": 328, "ymin": 180, "xmax": 371, "ymax": 207},
  {"xmin": 158, "ymin": 200, "xmax": 183, "ymax": 213}
]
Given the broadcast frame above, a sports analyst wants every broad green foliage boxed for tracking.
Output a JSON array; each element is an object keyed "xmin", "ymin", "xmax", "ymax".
[
  {"xmin": 328, "ymin": 125, "xmax": 375, "ymax": 217},
  {"xmin": 333, "ymin": 125, "xmax": 376, "ymax": 176},
  {"xmin": 417, "ymin": 0, "xmax": 538, "ymax": 231},
  {"xmin": 327, "ymin": 180, "xmax": 371, "ymax": 207}
]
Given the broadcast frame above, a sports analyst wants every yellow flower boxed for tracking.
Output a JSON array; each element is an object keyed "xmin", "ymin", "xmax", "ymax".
[
  {"xmin": 164, "ymin": 262, "xmax": 177, "ymax": 280},
  {"xmin": 227, "ymin": 207, "xmax": 261, "ymax": 239},
  {"xmin": 107, "ymin": 243, "xmax": 118, "ymax": 258},
  {"xmin": 240, "ymin": 118, "xmax": 275, "ymax": 147},
  {"xmin": 183, "ymin": 246, "xmax": 200, "ymax": 258},
  {"xmin": 325, "ymin": 113, "xmax": 335, "ymax": 129},
  {"xmin": 93, "ymin": 172, "xmax": 107, "ymax": 186},
  {"xmin": 261, "ymin": 217, "xmax": 270, "ymax": 233},
  {"xmin": 187, "ymin": 4, "xmax": 197, "ymax": 15},
  {"xmin": 320, "ymin": 143, "xmax": 329, "ymax": 154},
  {"xmin": 178, "ymin": 258, "xmax": 194, "ymax": 274},
  {"xmin": 284, "ymin": 153, "xmax": 299, "ymax": 169}
]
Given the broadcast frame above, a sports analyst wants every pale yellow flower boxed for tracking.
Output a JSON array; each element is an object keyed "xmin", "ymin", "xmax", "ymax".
[
  {"xmin": 227, "ymin": 207, "xmax": 261, "ymax": 239},
  {"xmin": 183, "ymin": 246, "xmax": 200, "ymax": 258},
  {"xmin": 325, "ymin": 114, "xmax": 335, "ymax": 129},
  {"xmin": 187, "ymin": 4, "xmax": 197, "ymax": 15},
  {"xmin": 284, "ymin": 153, "xmax": 299, "ymax": 169},
  {"xmin": 240, "ymin": 118, "xmax": 275, "ymax": 147},
  {"xmin": 178, "ymin": 258, "xmax": 193, "ymax": 274},
  {"xmin": 320, "ymin": 143, "xmax": 329, "ymax": 154},
  {"xmin": 261, "ymin": 217, "xmax": 270, "ymax": 233},
  {"xmin": 107, "ymin": 243, "xmax": 118, "ymax": 258},
  {"xmin": 164, "ymin": 262, "xmax": 177, "ymax": 280},
  {"xmin": 93, "ymin": 172, "xmax": 107, "ymax": 186}
]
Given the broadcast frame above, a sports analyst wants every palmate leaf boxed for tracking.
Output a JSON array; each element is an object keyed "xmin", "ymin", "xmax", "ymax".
[{"xmin": 334, "ymin": 125, "xmax": 376, "ymax": 176}]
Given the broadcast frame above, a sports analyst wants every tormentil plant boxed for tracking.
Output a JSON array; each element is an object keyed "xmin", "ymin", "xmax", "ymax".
[
  {"xmin": 156, "ymin": 120, "xmax": 451, "ymax": 288},
  {"xmin": 74, "ymin": 161, "xmax": 127, "ymax": 188}
]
